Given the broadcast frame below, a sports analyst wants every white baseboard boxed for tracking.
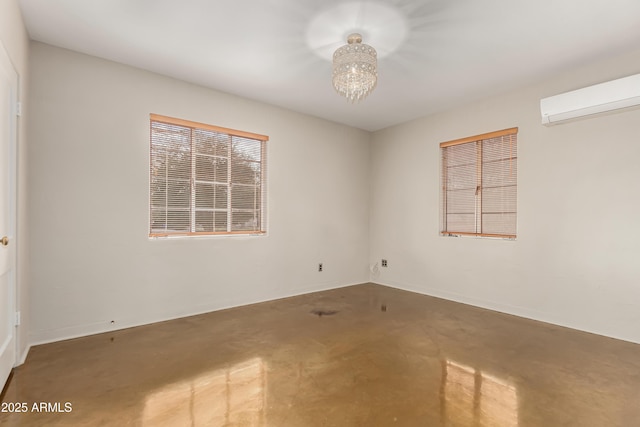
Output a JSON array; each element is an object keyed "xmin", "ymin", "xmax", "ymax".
[
  {"xmin": 372, "ymin": 278, "xmax": 640, "ymax": 345},
  {"xmin": 17, "ymin": 344, "xmax": 30, "ymax": 365},
  {"xmin": 29, "ymin": 281, "xmax": 361, "ymax": 347}
]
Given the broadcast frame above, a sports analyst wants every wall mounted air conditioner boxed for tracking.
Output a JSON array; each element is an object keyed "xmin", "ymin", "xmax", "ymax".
[{"xmin": 540, "ymin": 73, "xmax": 640, "ymax": 125}]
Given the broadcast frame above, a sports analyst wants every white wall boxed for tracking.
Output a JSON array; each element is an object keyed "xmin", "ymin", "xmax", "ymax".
[
  {"xmin": 0, "ymin": 0, "xmax": 30, "ymax": 363},
  {"xmin": 370, "ymin": 48, "xmax": 640, "ymax": 344},
  {"xmin": 28, "ymin": 42, "xmax": 371, "ymax": 344}
]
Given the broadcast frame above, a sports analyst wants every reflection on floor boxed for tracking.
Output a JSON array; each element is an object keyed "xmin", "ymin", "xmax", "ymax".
[
  {"xmin": 142, "ymin": 358, "xmax": 266, "ymax": 426},
  {"xmin": 1, "ymin": 283, "xmax": 640, "ymax": 426},
  {"xmin": 443, "ymin": 360, "xmax": 518, "ymax": 426}
]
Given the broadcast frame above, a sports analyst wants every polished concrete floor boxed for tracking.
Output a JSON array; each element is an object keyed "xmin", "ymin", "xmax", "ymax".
[{"xmin": 1, "ymin": 283, "xmax": 640, "ymax": 426}]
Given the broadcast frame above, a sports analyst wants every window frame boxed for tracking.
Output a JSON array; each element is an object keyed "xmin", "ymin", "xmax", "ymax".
[
  {"xmin": 149, "ymin": 114, "xmax": 268, "ymax": 238},
  {"xmin": 440, "ymin": 127, "xmax": 518, "ymax": 239}
]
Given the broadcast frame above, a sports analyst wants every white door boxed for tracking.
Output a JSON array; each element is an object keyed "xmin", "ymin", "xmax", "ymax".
[{"xmin": 0, "ymin": 41, "xmax": 18, "ymax": 389}]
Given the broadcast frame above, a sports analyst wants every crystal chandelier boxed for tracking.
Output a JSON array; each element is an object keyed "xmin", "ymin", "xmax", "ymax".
[{"xmin": 332, "ymin": 33, "xmax": 378, "ymax": 102}]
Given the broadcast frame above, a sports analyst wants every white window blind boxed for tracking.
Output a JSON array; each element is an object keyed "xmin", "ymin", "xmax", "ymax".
[
  {"xmin": 150, "ymin": 114, "xmax": 268, "ymax": 237},
  {"xmin": 440, "ymin": 128, "xmax": 517, "ymax": 238}
]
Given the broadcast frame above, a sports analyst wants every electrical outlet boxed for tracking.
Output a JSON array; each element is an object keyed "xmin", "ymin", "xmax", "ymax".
[
  {"xmin": 381, "ymin": 259, "xmax": 388, "ymax": 267},
  {"xmin": 318, "ymin": 263, "xmax": 323, "ymax": 272}
]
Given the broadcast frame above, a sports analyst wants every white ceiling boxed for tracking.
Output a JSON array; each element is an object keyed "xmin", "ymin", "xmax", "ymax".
[{"xmin": 18, "ymin": 0, "xmax": 640, "ymax": 131}]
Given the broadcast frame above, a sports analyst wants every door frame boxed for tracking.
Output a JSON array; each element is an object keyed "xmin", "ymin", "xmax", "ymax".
[{"xmin": 0, "ymin": 39, "xmax": 19, "ymax": 388}]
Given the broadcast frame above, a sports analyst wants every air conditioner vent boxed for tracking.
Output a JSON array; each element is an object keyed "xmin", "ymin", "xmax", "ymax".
[{"xmin": 540, "ymin": 73, "xmax": 640, "ymax": 125}]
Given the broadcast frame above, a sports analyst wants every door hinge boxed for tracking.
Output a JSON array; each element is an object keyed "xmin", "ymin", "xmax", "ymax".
[
  {"xmin": 15, "ymin": 311, "xmax": 21, "ymax": 326},
  {"xmin": 16, "ymin": 102, "xmax": 22, "ymax": 117}
]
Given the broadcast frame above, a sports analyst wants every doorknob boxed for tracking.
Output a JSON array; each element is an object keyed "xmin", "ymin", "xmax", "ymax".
[{"xmin": 0, "ymin": 236, "xmax": 8, "ymax": 246}]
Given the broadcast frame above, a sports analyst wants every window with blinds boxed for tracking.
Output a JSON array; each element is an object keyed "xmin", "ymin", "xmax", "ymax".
[
  {"xmin": 440, "ymin": 128, "xmax": 517, "ymax": 238},
  {"xmin": 150, "ymin": 114, "xmax": 268, "ymax": 237}
]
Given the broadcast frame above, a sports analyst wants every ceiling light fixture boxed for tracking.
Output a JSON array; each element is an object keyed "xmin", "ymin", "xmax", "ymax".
[{"xmin": 332, "ymin": 33, "xmax": 377, "ymax": 103}]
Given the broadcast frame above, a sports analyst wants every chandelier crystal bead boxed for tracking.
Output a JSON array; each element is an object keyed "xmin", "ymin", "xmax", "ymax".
[{"xmin": 332, "ymin": 33, "xmax": 378, "ymax": 103}]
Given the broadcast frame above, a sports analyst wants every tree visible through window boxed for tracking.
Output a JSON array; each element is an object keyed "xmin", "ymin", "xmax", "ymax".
[
  {"xmin": 150, "ymin": 114, "xmax": 267, "ymax": 237},
  {"xmin": 440, "ymin": 128, "xmax": 517, "ymax": 238}
]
